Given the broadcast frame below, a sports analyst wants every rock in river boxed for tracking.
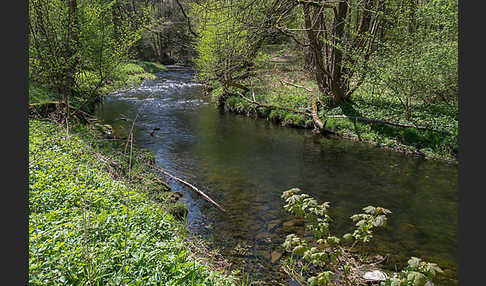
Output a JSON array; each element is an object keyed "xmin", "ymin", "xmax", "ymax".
[
  {"xmin": 271, "ymin": 251, "xmax": 282, "ymax": 264},
  {"xmin": 283, "ymin": 218, "xmax": 305, "ymax": 228},
  {"xmin": 363, "ymin": 270, "xmax": 388, "ymax": 282}
]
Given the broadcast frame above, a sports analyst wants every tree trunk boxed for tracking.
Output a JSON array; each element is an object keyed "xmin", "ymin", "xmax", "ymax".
[
  {"xmin": 65, "ymin": 0, "xmax": 79, "ymax": 133},
  {"xmin": 329, "ymin": 1, "xmax": 348, "ymax": 105},
  {"xmin": 302, "ymin": 3, "xmax": 328, "ymax": 97}
]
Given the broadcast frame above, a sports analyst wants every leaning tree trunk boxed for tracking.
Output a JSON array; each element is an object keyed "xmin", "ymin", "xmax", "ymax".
[{"xmin": 302, "ymin": 3, "xmax": 329, "ymax": 98}]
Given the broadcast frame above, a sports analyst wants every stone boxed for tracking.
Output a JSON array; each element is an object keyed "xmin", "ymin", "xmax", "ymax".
[
  {"xmin": 271, "ymin": 251, "xmax": 282, "ymax": 264},
  {"xmin": 255, "ymin": 232, "xmax": 271, "ymax": 242},
  {"xmin": 267, "ymin": 223, "xmax": 278, "ymax": 231},
  {"xmin": 363, "ymin": 270, "xmax": 388, "ymax": 282},
  {"xmin": 283, "ymin": 219, "xmax": 304, "ymax": 228},
  {"xmin": 256, "ymin": 250, "xmax": 271, "ymax": 261}
]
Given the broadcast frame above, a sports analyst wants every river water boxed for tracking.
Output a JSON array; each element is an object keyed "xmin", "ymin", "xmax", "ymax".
[{"xmin": 95, "ymin": 66, "xmax": 458, "ymax": 285}]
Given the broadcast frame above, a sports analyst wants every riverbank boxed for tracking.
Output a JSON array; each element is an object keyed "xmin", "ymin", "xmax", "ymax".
[
  {"xmin": 208, "ymin": 45, "xmax": 458, "ymax": 163},
  {"xmin": 28, "ymin": 61, "xmax": 240, "ymax": 285},
  {"xmin": 29, "ymin": 118, "xmax": 238, "ymax": 285},
  {"xmin": 29, "ymin": 60, "xmax": 167, "ymax": 106}
]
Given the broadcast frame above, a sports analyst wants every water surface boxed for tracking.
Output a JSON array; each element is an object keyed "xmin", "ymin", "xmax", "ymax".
[{"xmin": 96, "ymin": 66, "xmax": 458, "ymax": 285}]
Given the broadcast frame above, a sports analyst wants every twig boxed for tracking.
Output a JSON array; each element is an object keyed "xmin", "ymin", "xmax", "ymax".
[{"xmin": 121, "ymin": 106, "xmax": 144, "ymax": 286}]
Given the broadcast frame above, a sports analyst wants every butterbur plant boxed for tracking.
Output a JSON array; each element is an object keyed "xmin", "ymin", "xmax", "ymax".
[
  {"xmin": 281, "ymin": 188, "xmax": 392, "ymax": 285},
  {"xmin": 382, "ymin": 257, "xmax": 443, "ymax": 286},
  {"xmin": 281, "ymin": 188, "xmax": 443, "ymax": 286},
  {"xmin": 347, "ymin": 206, "xmax": 392, "ymax": 245}
]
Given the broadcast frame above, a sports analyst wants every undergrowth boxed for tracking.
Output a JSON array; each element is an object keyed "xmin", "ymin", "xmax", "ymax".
[
  {"xmin": 215, "ymin": 44, "xmax": 457, "ymax": 162},
  {"xmin": 29, "ymin": 60, "xmax": 165, "ymax": 106},
  {"xmin": 29, "ymin": 119, "xmax": 236, "ymax": 285}
]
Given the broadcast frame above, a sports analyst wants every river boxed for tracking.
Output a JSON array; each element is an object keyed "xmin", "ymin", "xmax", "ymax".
[{"xmin": 95, "ymin": 65, "xmax": 458, "ymax": 285}]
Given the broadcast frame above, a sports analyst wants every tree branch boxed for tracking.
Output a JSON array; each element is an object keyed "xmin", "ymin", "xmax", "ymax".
[
  {"xmin": 174, "ymin": 0, "xmax": 201, "ymax": 38},
  {"xmin": 280, "ymin": 79, "xmax": 313, "ymax": 92}
]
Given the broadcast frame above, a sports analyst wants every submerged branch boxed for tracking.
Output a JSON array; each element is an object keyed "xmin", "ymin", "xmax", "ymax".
[{"xmin": 152, "ymin": 166, "xmax": 226, "ymax": 212}]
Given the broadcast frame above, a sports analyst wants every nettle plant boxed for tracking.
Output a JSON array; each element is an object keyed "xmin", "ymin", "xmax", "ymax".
[{"xmin": 280, "ymin": 188, "xmax": 442, "ymax": 286}]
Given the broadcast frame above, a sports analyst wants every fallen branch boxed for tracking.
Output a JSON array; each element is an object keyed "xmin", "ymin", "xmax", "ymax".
[
  {"xmin": 326, "ymin": 115, "xmax": 451, "ymax": 135},
  {"xmin": 236, "ymin": 91, "xmax": 338, "ymax": 135},
  {"xmin": 280, "ymin": 79, "xmax": 313, "ymax": 92},
  {"xmin": 226, "ymin": 80, "xmax": 250, "ymax": 92},
  {"xmin": 29, "ymin": 101, "xmax": 96, "ymax": 124},
  {"xmin": 152, "ymin": 166, "xmax": 226, "ymax": 212},
  {"xmin": 236, "ymin": 91, "xmax": 311, "ymax": 116}
]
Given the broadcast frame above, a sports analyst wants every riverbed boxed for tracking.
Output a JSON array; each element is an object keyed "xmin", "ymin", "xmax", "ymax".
[{"xmin": 95, "ymin": 65, "xmax": 458, "ymax": 285}]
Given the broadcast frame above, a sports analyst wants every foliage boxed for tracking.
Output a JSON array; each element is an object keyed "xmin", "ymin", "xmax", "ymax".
[
  {"xmin": 281, "ymin": 188, "xmax": 391, "ymax": 285},
  {"xmin": 382, "ymin": 257, "xmax": 444, "ymax": 286},
  {"xmin": 141, "ymin": 0, "xmax": 197, "ymax": 64},
  {"xmin": 366, "ymin": 0, "xmax": 458, "ymax": 119},
  {"xmin": 280, "ymin": 188, "xmax": 442, "ymax": 286},
  {"xmin": 197, "ymin": 0, "xmax": 457, "ymax": 161},
  {"xmin": 29, "ymin": 82, "xmax": 60, "ymax": 104},
  {"xmin": 190, "ymin": 0, "xmax": 268, "ymax": 91},
  {"xmin": 135, "ymin": 61, "xmax": 168, "ymax": 74},
  {"xmin": 29, "ymin": 120, "xmax": 236, "ymax": 285},
  {"xmin": 29, "ymin": 0, "xmax": 147, "ymax": 111}
]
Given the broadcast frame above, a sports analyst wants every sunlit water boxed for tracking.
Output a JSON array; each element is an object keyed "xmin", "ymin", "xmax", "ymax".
[{"xmin": 96, "ymin": 66, "xmax": 458, "ymax": 285}]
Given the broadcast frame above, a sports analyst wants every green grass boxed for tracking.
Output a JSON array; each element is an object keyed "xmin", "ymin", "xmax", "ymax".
[
  {"xmin": 97, "ymin": 62, "xmax": 160, "ymax": 95},
  {"xmin": 29, "ymin": 60, "xmax": 166, "ymax": 106},
  {"xmin": 216, "ymin": 44, "xmax": 457, "ymax": 162},
  {"xmin": 29, "ymin": 83, "xmax": 61, "ymax": 104},
  {"xmin": 135, "ymin": 61, "xmax": 168, "ymax": 74},
  {"xmin": 29, "ymin": 119, "xmax": 236, "ymax": 285}
]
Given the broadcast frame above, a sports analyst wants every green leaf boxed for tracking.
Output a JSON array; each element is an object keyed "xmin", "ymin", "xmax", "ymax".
[
  {"xmin": 408, "ymin": 257, "xmax": 422, "ymax": 268},
  {"xmin": 407, "ymin": 271, "xmax": 427, "ymax": 286},
  {"xmin": 342, "ymin": 233, "xmax": 353, "ymax": 241}
]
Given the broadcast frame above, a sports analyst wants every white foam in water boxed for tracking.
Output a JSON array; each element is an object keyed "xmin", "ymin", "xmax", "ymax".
[{"xmin": 175, "ymin": 99, "xmax": 205, "ymax": 104}]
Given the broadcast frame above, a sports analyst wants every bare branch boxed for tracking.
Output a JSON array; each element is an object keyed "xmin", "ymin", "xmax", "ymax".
[{"xmin": 174, "ymin": 0, "xmax": 201, "ymax": 38}]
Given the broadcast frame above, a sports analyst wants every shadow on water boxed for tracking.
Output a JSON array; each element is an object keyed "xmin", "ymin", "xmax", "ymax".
[{"xmin": 96, "ymin": 66, "xmax": 458, "ymax": 285}]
